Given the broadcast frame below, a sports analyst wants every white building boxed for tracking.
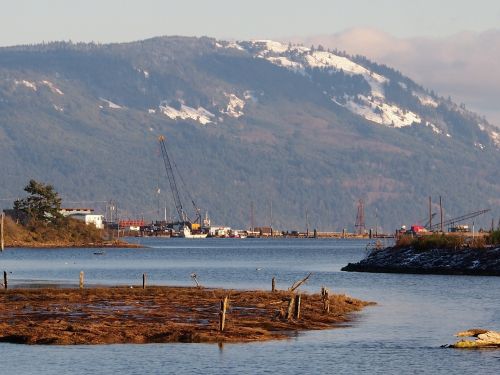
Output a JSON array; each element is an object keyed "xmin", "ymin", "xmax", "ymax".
[{"xmin": 59, "ymin": 208, "xmax": 104, "ymax": 229}]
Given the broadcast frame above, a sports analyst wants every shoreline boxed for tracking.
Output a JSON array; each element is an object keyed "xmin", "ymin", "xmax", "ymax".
[
  {"xmin": 0, "ymin": 286, "xmax": 372, "ymax": 345},
  {"xmin": 4, "ymin": 240, "xmax": 143, "ymax": 249}
]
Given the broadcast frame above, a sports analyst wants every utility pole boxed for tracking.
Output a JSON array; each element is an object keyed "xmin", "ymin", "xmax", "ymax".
[
  {"xmin": 270, "ymin": 200, "xmax": 273, "ymax": 236},
  {"xmin": 305, "ymin": 208, "xmax": 309, "ymax": 237},
  {"xmin": 429, "ymin": 196, "xmax": 432, "ymax": 230},
  {"xmin": 439, "ymin": 196, "xmax": 443, "ymax": 233},
  {"xmin": 250, "ymin": 201, "xmax": 255, "ymax": 232}
]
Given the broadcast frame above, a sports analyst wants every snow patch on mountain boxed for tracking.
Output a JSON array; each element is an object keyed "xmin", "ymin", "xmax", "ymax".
[
  {"xmin": 253, "ymin": 40, "xmax": 289, "ymax": 54},
  {"xmin": 490, "ymin": 130, "xmax": 500, "ymax": 147},
  {"xmin": 53, "ymin": 104, "xmax": 64, "ymax": 112},
  {"xmin": 425, "ymin": 121, "xmax": 442, "ymax": 134},
  {"xmin": 41, "ymin": 80, "xmax": 64, "ymax": 95},
  {"xmin": 244, "ymin": 90, "xmax": 260, "ymax": 102},
  {"xmin": 414, "ymin": 92, "xmax": 438, "ymax": 107},
  {"xmin": 99, "ymin": 98, "xmax": 123, "ymax": 109},
  {"xmin": 223, "ymin": 93, "xmax": 245, "ymax": 118},
  {"xmin": 305, "ymin": 51, "xmax": 387, "ymax": 98},
  {"xmin": 159, "ymin": 100, "xmax": 214, "ymax": 125},
  {"xmin": 338, "ymin": 95, "xmax": 421, "ymax": 128},
  {"xmin": 14, "ymin": 80, "xmax": 37, "ymax": 91},
  {"xmin": 474, "ymin": 142, "xmax": 485, "ymax": 150},
  {"xmin": 266, "ymin": 56, "xmax": 304, "ymax": 72}
]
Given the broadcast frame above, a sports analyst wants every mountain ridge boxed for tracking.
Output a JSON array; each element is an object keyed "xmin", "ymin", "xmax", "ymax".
[{"xmin": 1, "ymin": 36, "xmax": 499, "ymax": 231}]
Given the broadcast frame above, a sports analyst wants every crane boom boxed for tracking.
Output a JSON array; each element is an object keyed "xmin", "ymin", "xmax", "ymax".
[
  {"xmin": 158, "ymin": 135, "xmax": 187, "ymax": 224},
  {"xmin": 429, "ymin": 209, "xmax": 491, "ymax": 231}
]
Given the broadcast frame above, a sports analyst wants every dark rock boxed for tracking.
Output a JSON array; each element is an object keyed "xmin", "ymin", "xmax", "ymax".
[{"xmin": 342, "ymin": 246, "xmax": 500, "ymax": 276}]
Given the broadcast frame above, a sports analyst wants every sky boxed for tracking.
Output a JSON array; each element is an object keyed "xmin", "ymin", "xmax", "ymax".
[
  {"xmin": 2, "ymin": 0, "xmax": 500, "ymax": 45},
  {"xmin": 1, "ymin": 0, "xmax": 499, "ymax": 125}
]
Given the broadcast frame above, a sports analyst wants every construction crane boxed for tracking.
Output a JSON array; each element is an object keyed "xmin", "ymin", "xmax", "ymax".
[
  {"xmin": 158, "ymin": 135, "xmax": 201, "ymax": 229},
  {"xmin": 428, "ymin": 209, "xmax": 491, "ymax": 231},
  {"xmin": 423, "ymin": 213, "xmax": 437, "ymax": 229}
]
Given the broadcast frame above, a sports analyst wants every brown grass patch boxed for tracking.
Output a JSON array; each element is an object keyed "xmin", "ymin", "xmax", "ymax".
[{"xmin": 0, "ymin": 286, "xmax": 373, "ymax": 345}]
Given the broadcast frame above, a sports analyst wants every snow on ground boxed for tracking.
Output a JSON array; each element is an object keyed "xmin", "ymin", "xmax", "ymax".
[
  {"xmin": 243, "ymin": 40, "xmax": 388, "ymax": 99},
  {"xmin": 337, "ymin": 95, "xmax": 422, "ymax": 128},
  {"xmin": 474, "ymin": 142, "xmax": 485, "ymax": 150},
  {"xmin": 253, "ymin": 40, "xmax": 289, "ymax": 54},
  {"xmin": 148, "ymin": 109, "xmax": 156, "ymax": 114},
  {"xmin": 266, "ymin": 56, "xmax": 304, "ymax": 73},
  {"xmin": 490, "ymin": 130, "xmax": 500, "ymax": 147},
  {"xmin": 159, "ymin": 101, "xmax": 215, "ymax": 125},
  {"xmin": 99, "ymin": 98, "xmax": 123, "ymax": 109},
  {"xmin": 304, "ymin": 51, "xmax": 388, "ymax": 98},
  {"xmin": 225, "ymin": 41, "xmax": 245, "ymax": 51},
  {"xmin": 414, "ymin": 92, "xmax": 438, "ymax": 107},
  {"xmin": 53, "ymin": 104, "xmax": 64, "ymax": 112},
  {"xmin": 223, "ymin": 93, "xmax": 245, "ymax": 118},
  {"xmin": 244, "ymin": 90, "xmax": 259, "ymax": 102},
  {"xmin": 14, "ymin": 80, "xmax": 37, "ymax": 91},
  {"xmin": 425, "ymin": 121, "xmax": 442, "ymax": 134},
  {"xmin": 478, "ymin": 123, "xmax": 500, "ymax": 147},
  {"xmin": 41, "ymin": 80, "xmax": 64, "ymax": 95}
]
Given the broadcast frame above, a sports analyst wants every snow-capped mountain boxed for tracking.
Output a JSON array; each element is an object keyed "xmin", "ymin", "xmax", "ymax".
[
  {"xmin": 216, "ymin": 39, "xmax": 498, "ymax": 147},
  {"xmin": 0, "ymin": 36, "xmax": 499, "ymax": 229}
]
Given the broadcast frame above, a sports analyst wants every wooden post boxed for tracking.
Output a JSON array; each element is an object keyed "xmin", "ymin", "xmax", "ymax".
[
  {"xmin": 294, "ymin": 294, "xmax": 301, "ymax": 320},
  {"xmin": 271, "ymin": 277, "xmax": 276, "ymax": 292},
  {"xmin": 324, "ymin": 289, "xmax": 330, "ymax": 314},
  {"xmin": 3, "ymin": 271, "xmax": 7, "ymax": 289},
  {"xmin": 79, "ymin": 271, "xmax": 84, "ymax": 289},
  {"xmin": 142, "ymin": 273, "xmax": 147, "ymax": 289},
  {"xmin": 219, "ymin": 296, "xmax": 228, "ymax": 332},
  {"xmin": 1, "ymin": 212, "xmax": 5, "ymax": 252},
  {"xmin": 321, "ymin": 287, "xmax": 330, "ymax": 313},
  {"xmin": 286, "ymin": 294, "xmax": 295, "ymax": 320}
]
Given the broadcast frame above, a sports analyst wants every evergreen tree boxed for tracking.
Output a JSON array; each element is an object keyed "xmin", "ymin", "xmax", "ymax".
[{"xmin": 14, "ymin": 180, "xmax": 63, "ymax": 223}]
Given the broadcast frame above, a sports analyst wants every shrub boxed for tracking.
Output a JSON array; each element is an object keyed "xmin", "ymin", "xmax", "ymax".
[{"xmin": 487, "ymin": 230, "xmax": 500, "ymax": 245}]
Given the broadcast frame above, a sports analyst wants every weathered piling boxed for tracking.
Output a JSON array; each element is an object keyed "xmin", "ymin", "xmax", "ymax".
[
  {"xmin": 79, "ymin": 271, "xmax": 84, "ymax": 289},
  {"xmin": 142, "ymin": 273, "xmax": 147, "ymax": 289},
  {"xmin": 271, "ymin": 277, "xmax": 276, "ymax": 292},
  {"xmin": 219, "ymin": 296, "xmax": 228, "ymax": 332},
  {"xmin": 321, "ymin": 287, "xmax": 330, "ymax": 313},
  {"xmin": 1, "ymin": 212, "xmax": 4, "ymax": 251},
  {"xmin": 286, "ymin": 294, "xmax": 296, "ymax": 320},
  {"xmin": 3, "ymin": 271, "xmax": 7, "ymax": 289},
  {"xmin": 294, "ymin": 294, "xmax": 302, "ymax": 319}
]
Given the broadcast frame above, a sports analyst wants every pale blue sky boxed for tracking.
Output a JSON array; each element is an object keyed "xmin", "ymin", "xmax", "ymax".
[{"xmin": 1, "ymin": 0, "xmax": 499, "ymax": 46}]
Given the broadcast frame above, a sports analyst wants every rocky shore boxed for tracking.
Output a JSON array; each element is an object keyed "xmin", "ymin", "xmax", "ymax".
[{"xmin": 342, "ymin": 246, "xmax": 500, "ymax": 276}]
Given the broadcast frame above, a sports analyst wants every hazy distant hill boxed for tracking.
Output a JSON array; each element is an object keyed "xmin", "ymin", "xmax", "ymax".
[{"xmin": 0, "ymin": 37, "xmax": 499, "ymax": 231}]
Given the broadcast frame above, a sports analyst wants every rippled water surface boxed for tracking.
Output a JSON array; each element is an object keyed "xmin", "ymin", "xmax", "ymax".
[{"xmin": 0, "ymin": 238, "xmax": 499, "ymax": 374}]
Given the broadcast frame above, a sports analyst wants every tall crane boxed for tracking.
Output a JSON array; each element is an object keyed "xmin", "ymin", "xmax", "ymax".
[
  {"xmin": 428, "ymin": 209, "xmax": 491, "ymax": 231},
  {"xmin": 158, "ymin": 135, "xmax": 202, "ymax": 228}
]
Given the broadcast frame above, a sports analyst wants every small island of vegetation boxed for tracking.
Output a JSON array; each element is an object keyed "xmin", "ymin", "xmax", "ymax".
[
  {"xmin": 0, "ymin": 286, "xmax": 372, "ymax": 345},
  {"xmin": 1, "ymin": 180, "xmax": 133, "ymax": 248}
]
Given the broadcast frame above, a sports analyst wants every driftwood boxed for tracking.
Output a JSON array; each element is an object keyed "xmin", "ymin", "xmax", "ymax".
[
  {"xmin": 190, "ymin": 273, "xmax": 201, "ymax": 287},
  {"xmin": 289, "ymin": 272, "xmax": 312, "ymax": 292}
]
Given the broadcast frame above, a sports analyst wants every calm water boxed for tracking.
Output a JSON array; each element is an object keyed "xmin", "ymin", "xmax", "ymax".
[{"xmin": 0, "ymin": 238, "xmax": 499, "ymax": 374}]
